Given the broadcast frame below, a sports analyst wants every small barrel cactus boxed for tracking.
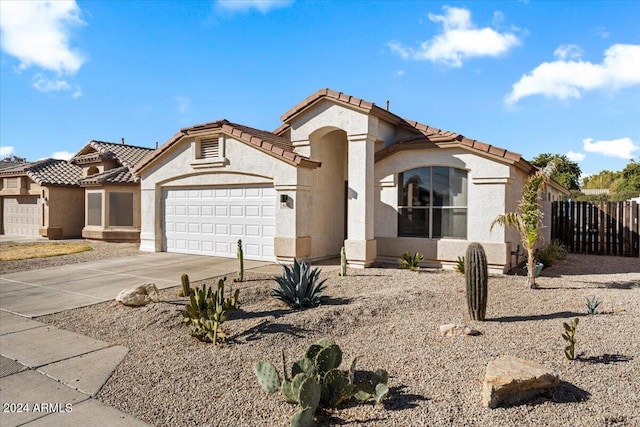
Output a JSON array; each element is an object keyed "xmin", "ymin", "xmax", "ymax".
[{"xmin": 465, "ymin": 242, "xmax": 488, "ymax": 321}]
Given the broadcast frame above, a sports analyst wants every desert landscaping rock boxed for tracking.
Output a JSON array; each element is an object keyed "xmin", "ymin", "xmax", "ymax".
[
  {"xmin": 482, "ymin": 355, "xmax": 560, "ymax": 408},
  {"xmin": 8, "ymin": 247, "xmax": 640, "ymax": 426},
  {"xmin": 115, "ymin": 283, "xmax": 160, "ymax": 307},
  {"xmin": 439, "ymin": 323, "xmax": 481, "ymax": 337}
]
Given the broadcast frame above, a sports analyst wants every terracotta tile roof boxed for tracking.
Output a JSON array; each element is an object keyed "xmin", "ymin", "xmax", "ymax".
[
  {"xmin": 133, "ymin": 120, "xmax": 320, "ymax": 175},
  {"xmin": 71, "ymin": 140, "xmax": 155, "ymax": 169},
  {"xmin": 0, "ymin": 159, "xmax": 83, "ymax": 186},
  {"xmin": 279, "ymin": 88, "xmax": 530, "ymax": 170},
  {"xmin": 78, "ymin": 166, "xmax": 138, "ymax": 186}
]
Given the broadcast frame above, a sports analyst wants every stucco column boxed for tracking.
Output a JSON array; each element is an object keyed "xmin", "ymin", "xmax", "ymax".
[{"xmin": 345, "ymin": 133, "xmax": 376, "ymax": 267}]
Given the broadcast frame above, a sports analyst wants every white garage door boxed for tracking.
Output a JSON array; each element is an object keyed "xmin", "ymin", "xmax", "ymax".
[
  {"xmin": 2, "ymin": 196, "xmax": 40, "ymax": 236},
  {"xmin": 163, "ymin": 186, "xmax": 276, "ymax": 261}
]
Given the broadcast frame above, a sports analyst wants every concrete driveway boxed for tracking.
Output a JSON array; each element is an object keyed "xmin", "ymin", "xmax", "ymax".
[{"xmin": 0, "ymin": 252, "xmax": 272, "ymax": 318}]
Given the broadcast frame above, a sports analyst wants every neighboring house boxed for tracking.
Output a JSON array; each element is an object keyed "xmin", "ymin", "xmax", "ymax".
[
  {"xmin": 69, "ymin": 140, "xmax": 155, "ymax": 241},
  {"xmin": 133, "ymin": 89, "xmax": 568, "ymax": 272},
  {"xmin": 0, "ymin": 159, "xmax": 84, "ymax": 238}
]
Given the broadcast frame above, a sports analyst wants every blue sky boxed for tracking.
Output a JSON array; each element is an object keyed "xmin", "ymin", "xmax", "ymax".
[{"xmin": 1, "ymin": 0, "xmax": 639, "ymax": 179}]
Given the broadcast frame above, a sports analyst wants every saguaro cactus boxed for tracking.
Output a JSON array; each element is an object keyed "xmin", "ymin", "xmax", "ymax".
[
  {"xmin": 236, "ymin": 239, "xmax": 244, "ymax": 282},
  {"xmin": 465, "ymin": 242, "xmax": 488, "ymax": 321}
]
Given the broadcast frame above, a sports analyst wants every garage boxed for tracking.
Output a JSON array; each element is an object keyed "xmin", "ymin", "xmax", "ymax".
[
  {"xmin": 163, "ymin": 186, "xmax": 276, "ymax": 261},
  {"xmin": 2, "ymin": 196, "xmax": 41, "ymax": 236}
]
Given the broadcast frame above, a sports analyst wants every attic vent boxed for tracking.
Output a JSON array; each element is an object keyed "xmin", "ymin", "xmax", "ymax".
[{"xmin": 200, "ymin": 138, "xmax": 220, "ymax": 159}]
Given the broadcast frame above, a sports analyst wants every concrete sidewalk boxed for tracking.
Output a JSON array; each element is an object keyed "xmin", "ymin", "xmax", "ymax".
[{"xmin": 0, "ymin": 252, "xmax": 273, "ymax": 426}]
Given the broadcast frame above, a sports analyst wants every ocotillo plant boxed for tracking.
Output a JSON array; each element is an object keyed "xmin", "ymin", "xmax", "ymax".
[
  {"xmin": 236, "ymin": 239, "xmax": 244, "ymax": 282},
  {"xmin": 465, "ymin": 242, "xmax": 488, "ymax": 321}
]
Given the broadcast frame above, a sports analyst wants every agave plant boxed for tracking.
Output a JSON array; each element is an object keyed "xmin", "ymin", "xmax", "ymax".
[{"xmin": 271, "ymin": 259, "xmax": 328, "ymax": 309}]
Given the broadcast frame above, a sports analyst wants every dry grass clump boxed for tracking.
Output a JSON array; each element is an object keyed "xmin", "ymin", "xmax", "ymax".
[{"xmin": 0, "ymin": 242, "xmax": 93, "ymax": 261}]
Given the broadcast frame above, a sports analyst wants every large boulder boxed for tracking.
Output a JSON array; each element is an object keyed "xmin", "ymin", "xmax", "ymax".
[
  {"xmin": 116, "ymin": 283, "xmax": 160, "ymax": 307},
  {"xmin": 482, "ymin": 355, "xmax": 559, "ymax": 408}
]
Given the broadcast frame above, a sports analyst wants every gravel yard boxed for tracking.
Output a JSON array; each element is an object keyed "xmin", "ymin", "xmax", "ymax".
[{"xmin": 33, "ymin": 247, "xmax": 640, "ymax": 427}]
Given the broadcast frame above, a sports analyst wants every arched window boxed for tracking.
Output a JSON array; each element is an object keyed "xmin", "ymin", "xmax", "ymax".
[
  {"xmin": 398, "ymin": 167, "xmax": 467, "ymax": 238},
  {"xmin": 87, "ymin": 166, "xmax": 99, "ymax": 176}
]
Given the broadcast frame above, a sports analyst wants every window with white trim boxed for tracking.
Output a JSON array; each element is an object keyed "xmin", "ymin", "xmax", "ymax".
[{"xmin": 398, "ymin": 167, "xmax": 468, "ymax": 238}]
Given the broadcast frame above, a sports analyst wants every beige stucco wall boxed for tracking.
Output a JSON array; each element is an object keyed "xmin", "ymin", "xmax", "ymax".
[{"xmin": 43, "ymin": 186, "xmax": 85, "ymax": 238}]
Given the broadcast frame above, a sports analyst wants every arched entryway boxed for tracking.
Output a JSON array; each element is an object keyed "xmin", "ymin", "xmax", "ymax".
[{"xmin": 308, "ymin": 127, "xmax": 348, "ymax": 258}]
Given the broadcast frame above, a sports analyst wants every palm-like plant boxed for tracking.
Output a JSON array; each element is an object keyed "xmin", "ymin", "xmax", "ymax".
[
  {"xmin": 490, "ymin": 166, "xmax": 553, "ymax": 289},
  {"xmin": 271, "ymin": 258, "xmax": 328, "ymax": 309}
]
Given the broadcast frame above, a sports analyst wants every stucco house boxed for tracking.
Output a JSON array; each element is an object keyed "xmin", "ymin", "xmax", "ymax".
[
  {"xmin": 133, "ymin": 89, "xmax": 568, "ymax": 272},
  {"xmin": 0, "ymin": 159, "xmax": 84, "ymax": 238},
  {"xmin": 69, "ymin": 140, "xmax": 155, "ymax": 241}
]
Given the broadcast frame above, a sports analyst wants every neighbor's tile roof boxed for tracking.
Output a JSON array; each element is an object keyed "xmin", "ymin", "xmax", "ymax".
[
  {"xmin": 78, "ymin": 166, "xmax": 138, "ymax": 185},
  {"xmin": 0, "ymin": 159, "xmax": 83, "ymax": 186},
  {"xmin": 71, "ymin": 140, "xmax": 155, "ymax": 169},
  {"xmin": 70, "ymin": 140, "xmax": 155, "ymax": 185},
  {"xmin": 133, "ymin": 120, "xmax": 320, "ymax": 175},
  {"xmin": 278, "ymin": 88, "xmax": 529, "ymax": 169}
]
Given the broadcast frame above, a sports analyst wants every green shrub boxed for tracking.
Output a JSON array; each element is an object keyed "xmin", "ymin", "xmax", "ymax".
[
  {"xmin": 537, "ymin": 240, "xmax": 567, "ymax": 268},
  {"xmin": 253, "ymin": 338, "xmax": 388, "ymax": 426},
  {"xmin": 398, "ymin": 251, "xmax": 423, "ymax": 271},
  {"xmin": 272, "ymin": 259, "xmax": 327, "ymax": 309},
  {"xmin": 454, "ymin": 256, "xmax": 465, "ymax": 274}
]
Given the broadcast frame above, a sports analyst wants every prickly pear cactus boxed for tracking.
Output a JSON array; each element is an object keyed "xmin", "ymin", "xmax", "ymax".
[
  {"xmin": 464, "ymin": 242, "xmax": 488, "ymax": 321},
  {"xmin": 252, "ymin": 338, "xmax": 389, "ymax": 426},
  {"xmin": 253, "ymin": 361, "xmax": 281, "ymax": 393}
]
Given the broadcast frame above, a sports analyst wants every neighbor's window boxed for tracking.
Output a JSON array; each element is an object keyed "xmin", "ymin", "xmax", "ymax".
[
  {"xmin": 109, "ymin": 192, "xmax": 134, "ymax": 226},
  {"xmin": 87, "ymin": 193, "xmax": 102, "ymax": 226},
  {"xmin": 398, "ymin": 167, "xmax": 467, "ymax": 238}
]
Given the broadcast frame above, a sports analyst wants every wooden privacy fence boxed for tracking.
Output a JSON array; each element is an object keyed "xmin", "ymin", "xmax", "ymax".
[{"xmin": 551, "ymin": 201, "xmax": 639, "ymax": 257}]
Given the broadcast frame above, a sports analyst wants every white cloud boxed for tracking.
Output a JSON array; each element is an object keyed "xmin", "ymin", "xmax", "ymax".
[
  {"xmin": 0, "ymin": 1, "xmax": 86, "ymax": 75},
  {"xmin": 388, "ymin": 6, "xmax": 521, "ymax": 67},
  {"xmin": 51, "ymin": 150, "xmax": 74, "ymax": 160},
  {"xmin": 554, "ymin": 44, "xmax": 583, "ymax": 60},
  {"xmin": 593, "ymin": 26, "xmax": 610, "ymax": 39},
  {"xmin": 32, "ymin": 74, "xmax": 82, "ymax": 97},
  {"xmin": 506, "ymin": 44, "xmax": 640, "ymax": 104},
  {"xmin": 216, "ymin": 0, "xmax": 293, "ymax": 13},
  {"xmin": 176, "ymin": 95, "xmax": 190, "ymax": 114},
  {"xmin": 1, "ymin": 146, "xmax": 15, "ymax": 156},
  {"xmin": 396, "ymin": 70, "xmax": 405, "ymax": 77},
  {"xmin": 583, "ymin": 137, "xmax": 639, "ymax": 159},
  {"xmin": 566, "ymin": 151, "xmax": 585, "ymax": 162}
]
